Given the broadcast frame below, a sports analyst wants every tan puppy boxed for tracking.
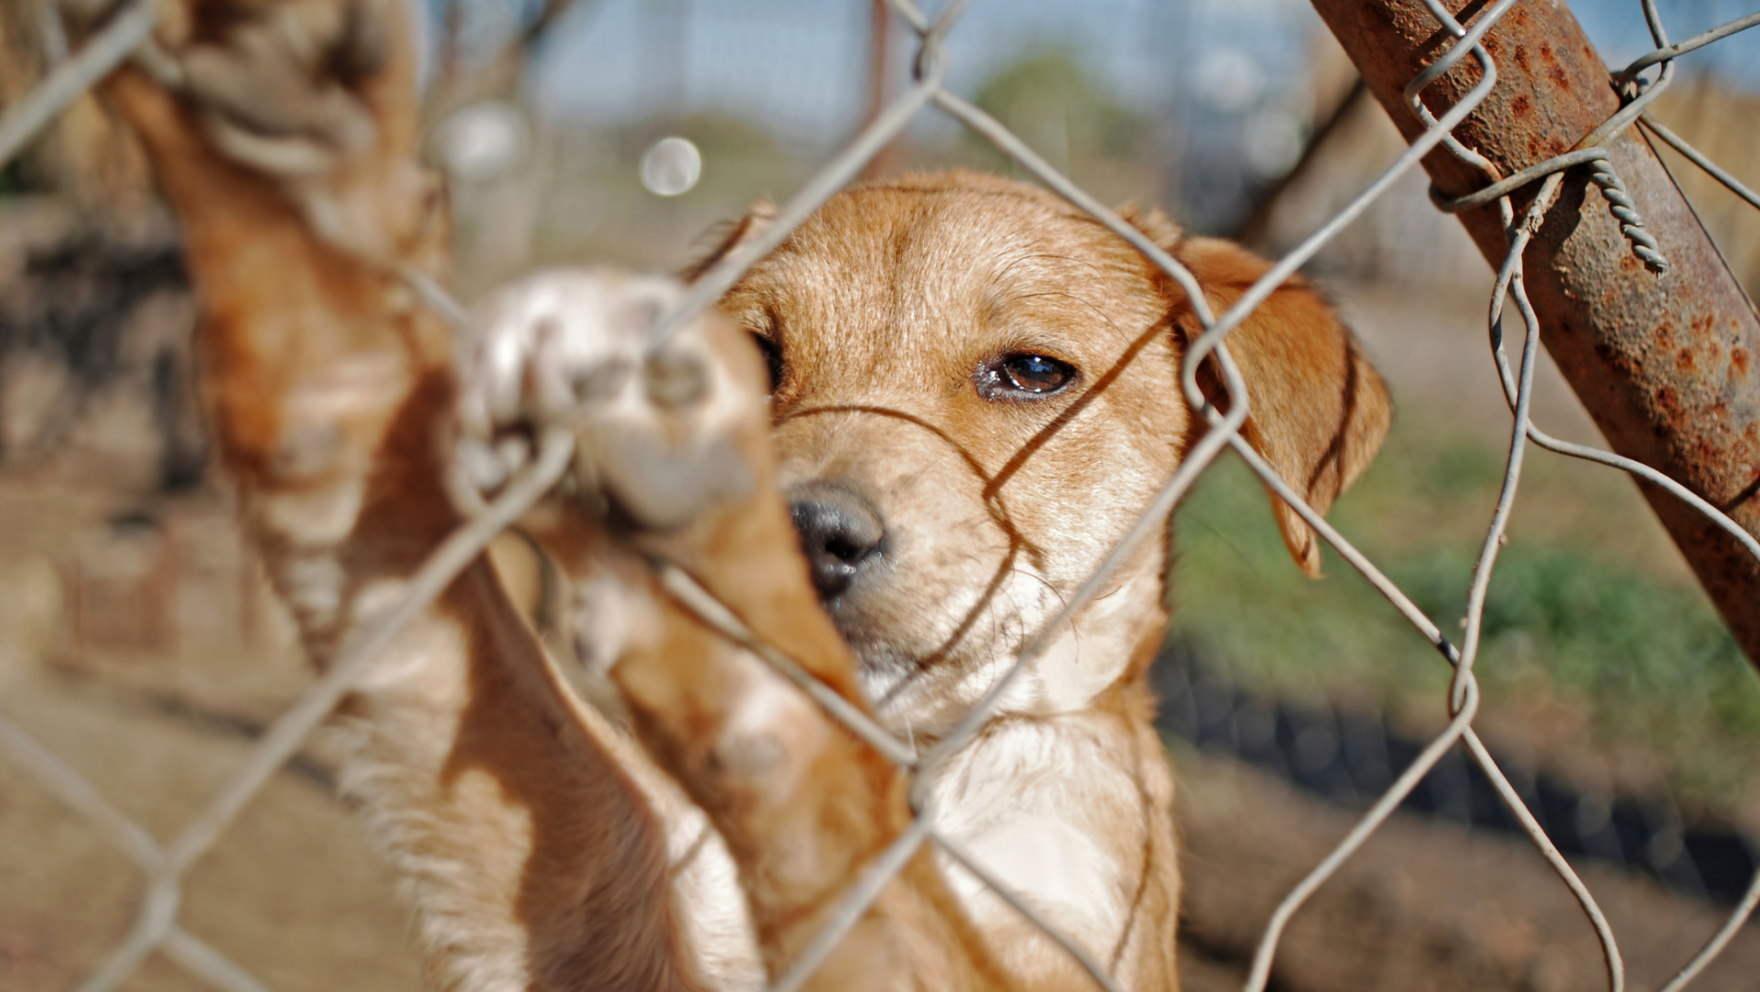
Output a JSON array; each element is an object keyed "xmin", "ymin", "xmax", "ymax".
[
  {"xmin": 685, "ymin": 174, "xmax": 1391, "ymax": 986},
  {"xmin": 97, "ymin": 1, "xmax": 1389, "ymax": 989}
]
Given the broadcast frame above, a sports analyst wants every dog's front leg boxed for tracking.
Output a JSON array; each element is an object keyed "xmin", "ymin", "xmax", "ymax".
[
  {"xmin": 96, "ymin": 4, "xmax": 722, "ymax": 989},
  {"xmin": 463, "ymin": 275, "xmax": 1014, "ymax": 991}
]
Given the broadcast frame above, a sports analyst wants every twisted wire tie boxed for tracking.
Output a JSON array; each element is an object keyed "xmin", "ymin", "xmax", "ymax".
[{"xmin": 1587, "ymin": 155, "xmax": 1668, "ymax": 274}]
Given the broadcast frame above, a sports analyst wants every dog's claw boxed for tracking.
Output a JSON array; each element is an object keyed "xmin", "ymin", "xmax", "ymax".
[{"xmin": 454, "ymin": 269, "xmax": 753, "ymax": 531}]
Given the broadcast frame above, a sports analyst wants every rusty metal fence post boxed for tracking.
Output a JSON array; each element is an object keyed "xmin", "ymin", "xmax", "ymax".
[{"xmin": 1311, "ymin": 0, "xmax": 1760, "ymax": 665}]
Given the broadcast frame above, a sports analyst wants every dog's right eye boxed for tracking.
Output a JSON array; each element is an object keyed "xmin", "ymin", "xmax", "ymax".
[
  {"xmin": 752, "ymin": 333, "xmax": 784, "ymax": 394},
  {"xmin": 977, "ymin": 352, "xmax": 1078, "ymax": 400}
]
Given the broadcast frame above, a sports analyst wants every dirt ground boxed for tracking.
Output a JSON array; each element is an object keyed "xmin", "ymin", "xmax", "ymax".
[
  {"xmin": 1177, "ymin": 751, "xmax": 1760, "ymax": 992},
  {"xmin": 0, "ymin": 667, "xmax": 418, "ymax": 992}
]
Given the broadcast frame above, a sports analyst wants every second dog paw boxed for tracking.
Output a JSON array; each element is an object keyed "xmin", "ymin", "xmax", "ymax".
[{"xmin": 453, "ymin": 269, "xmax": 758, "ymax": 532}]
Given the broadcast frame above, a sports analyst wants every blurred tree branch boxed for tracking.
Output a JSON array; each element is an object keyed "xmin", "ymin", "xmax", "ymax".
[{"xmin": 423, "ymin": 0, "xmax": 595, "ymax": 130}]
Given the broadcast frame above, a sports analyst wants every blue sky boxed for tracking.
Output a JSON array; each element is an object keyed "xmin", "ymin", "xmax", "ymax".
[
  {"xmin": 524, "ymin": 0, "xmax": 1294, "ymax": 139},
  {"xmin": 495, "ymin": 0, "xmax": 1758, "ymax": 141}
]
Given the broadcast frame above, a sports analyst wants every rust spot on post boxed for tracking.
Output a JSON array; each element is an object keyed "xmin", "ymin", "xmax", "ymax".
[
  {"xmin": 1311, "ymin": 0, "xmax": 1760, "ymax": 666},
  {"xmin": 1655, "ymin": 384, "xmax": 1680, "ymax": 414}
]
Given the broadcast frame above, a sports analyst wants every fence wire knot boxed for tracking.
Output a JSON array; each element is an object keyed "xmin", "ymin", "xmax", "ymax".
[
  {"xmin": 1428, "ymin": 149, "xmax": 1669, "ymax": 274},
  {"xmin": 1587, "ymin": 153, "xmax": 1669, "ymax": 273}
]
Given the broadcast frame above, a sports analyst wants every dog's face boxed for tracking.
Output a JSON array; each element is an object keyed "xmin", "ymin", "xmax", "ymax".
[{"xmin": 711, "ymin": 172, "xmax": 1390, "ymax": 736}]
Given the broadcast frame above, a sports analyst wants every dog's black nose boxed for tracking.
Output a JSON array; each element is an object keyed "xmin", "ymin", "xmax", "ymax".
[{"xmin": 789, "ymin": 483, "xmax": 885, "ymax": 601}]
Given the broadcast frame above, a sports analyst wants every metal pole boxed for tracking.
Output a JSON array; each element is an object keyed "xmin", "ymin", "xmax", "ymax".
[{"xmin": 1312, "ymin": 0, "xmax": 1760, "ymax": 665}]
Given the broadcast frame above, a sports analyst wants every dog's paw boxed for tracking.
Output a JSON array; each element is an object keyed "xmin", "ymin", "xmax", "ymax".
[
  {"xmin": 74, "ymin": 0, "xmax": 433, "ymax": 262},
  {"xmin": 66, "ymin": 0, "xmax": 390, "ymax": 173},
  {"xmin": 454, "ymin": 269, "xmax": 760, "ymax": 533}
]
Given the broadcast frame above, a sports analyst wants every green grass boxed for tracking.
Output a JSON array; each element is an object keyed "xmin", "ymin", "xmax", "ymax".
[{"xmin": 1167, "ymin": 421, "xmax": 1760, "ymax": 805}]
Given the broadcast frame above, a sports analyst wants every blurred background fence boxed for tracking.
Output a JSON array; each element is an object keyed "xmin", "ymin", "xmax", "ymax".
[{"xmin": 2, "ymin": 1, "xmax": 1759, "ymax": 990}]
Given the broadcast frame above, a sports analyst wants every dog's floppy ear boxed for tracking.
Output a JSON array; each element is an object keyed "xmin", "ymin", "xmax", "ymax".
[
  {"xmin": 681, "ymin": 198, "xmax": 778, "ymax": 283},
  {"xmin": 1122, "ymin": 206, "xmax": 1392, "ymax": 576}
]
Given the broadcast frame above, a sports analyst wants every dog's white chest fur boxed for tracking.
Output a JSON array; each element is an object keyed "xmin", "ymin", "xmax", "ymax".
[{"xmin": 670, "ymin": 713, "xmax": 1138, "ymax": 988}]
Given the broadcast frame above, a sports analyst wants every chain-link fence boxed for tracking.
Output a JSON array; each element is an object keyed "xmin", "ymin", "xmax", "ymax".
[
  {"xmin": 1154, "ymin": 640, "xmax": 1760, "ymax": 909},
  {"xmin": 2, "ymin": 1, "xmax": 1759, "ymax": 991}
]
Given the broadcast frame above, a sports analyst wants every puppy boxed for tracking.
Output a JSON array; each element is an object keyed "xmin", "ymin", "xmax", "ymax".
[
  {"xmin": 683, "ymin": 173, "xmax": 1391, "ymax": 988},
  {"xmin": 98, "ymin": 1, "xmax": 1389, "ymax": 989}
]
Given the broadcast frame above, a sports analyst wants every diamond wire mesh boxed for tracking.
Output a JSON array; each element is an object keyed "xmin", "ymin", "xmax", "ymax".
[{"xmin": 0, "ymin": 2, "xmax": 1759, "ymax": 991}]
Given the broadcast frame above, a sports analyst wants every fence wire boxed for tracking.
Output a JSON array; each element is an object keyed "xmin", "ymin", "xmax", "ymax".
[
  {"xmin": 2, "ymin": 1, "xmax": 1760, "ymax": 992},
  {"xmin": 1152, "ymin": 644, "xmax": 1760, "ymax": 906}
]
